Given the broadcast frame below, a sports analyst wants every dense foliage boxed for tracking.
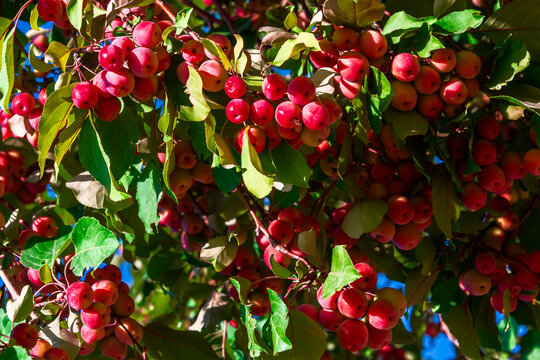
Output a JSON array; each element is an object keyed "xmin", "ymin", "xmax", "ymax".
[{"xmin": 0, "ymin": 0, "xmax": 539, "ymax": 359}]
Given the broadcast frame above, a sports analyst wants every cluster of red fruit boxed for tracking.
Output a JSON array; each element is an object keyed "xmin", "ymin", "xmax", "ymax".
[
  {"xmin": 389, "ymin": 48, "xmax": 480, "ymax": 119},
  {"xmin": 67, "ymin": 19, "xmax": 170, "ymax": 120},
  {"xmin": 459, "ymin": 241, "xmax": 540, "ymax": 313},
  {"xmin": 307, "ymin": 27, "xmax": 388, "ymax": 100},
  {"xmin": 0, "ymin": 90, "xmax": 49, "ymax": 147},
  {"xmin": 0, "ymin": 148, "xmax": 54, "ymax": 227},
  {"xmin": 157, "ymin": 192, "xmax": 210, "ymax": 237},
  {"xmin": 307, "ymin": 263, "xmax": 407, "ymax": 353},
  {"xmin": 446, "ymin": 121, "xmax": 540, "ymax": 213},
  {"xmin": 176, "ymin": 34, "xmax": 344, "ymax": 153},
  {"xmin": 10, "ymin": 264, "xmax": 139, "ymax": 360}
]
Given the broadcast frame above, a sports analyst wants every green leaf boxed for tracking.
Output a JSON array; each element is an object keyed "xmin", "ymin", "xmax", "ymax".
[
  {"xmin": 486, "ymin": 38, "xmax": 531, "ymax": 90},
  {"xmin": 392, "ymin": 322, "xmax": 416, "ymax": 345},
  {"xmin": 481, "ymin": 0, "xmax": 540, "ymax": 61},
  {"xmin": 433, "ymin": 0, "xmax": 457, "ymax": 17},
  {"xmin": 404, "ymin": 268, "xmax": 441, "ymax": 307},
  {"xmin": 29, "ymin": 6, "xmax": 40, "ymax": 31},
  {"xmin": 162, "ymin": 8, "xmax": 193, "ymax": 40},
  {"xmin": 498, "ymin": 316, "xmax": 518, "ymax": 352},
  {"xmin": 269, "ymin": 255, "xmax": 294, "ymax": 279},
  {"xmin": 431, "ymin": 164, "xmax": 460, "ymax": 238},
  {"xmin": 521, "ymin": 330, "xmax": 540, "ymax": 359},
  {"xmin": 284, "ymin": 9, "xmax": 298, "ymax": 29},
  {"xmin": 415, "ymin": 238, "xmax": 436, "ymax": 275},
  {"xmin": 78, "ymin": 117, "xmax": 130, "ymax": 205},
  {"xmin": 240, "ymin": 304, "xmax": 267, "ymax": 358},
  {"xmin": 0, "ymin": 22, "xmax": 15, "ymax": 112},
  {"xmin": 180, "ymin": 66, "xmax": 210, "ymax": 122},
  {"xmin": 385, "ymin": 109, "xmax": 429, "ymax": 140},
  {"xmin": 38, "ymin": 84, "xmax": 76, "ymax": 175},
  {"xmin": 201, "ymin": 38, "xmax": 231, "ymax": 71},
  {"xmin": 264, "ymin": 289, "xmax": 292, "ymax": 355},
  {"xmin": 95, "ymin": 108, "xmax": 138, "ymax": 180},
  {"xmin": 20, "ymin": 226, "xmax": 73, "ymax": 270},
  {"xmin": 444, "ymin": 301, "xmax": 482, "ymax": 360},
  {"xmin": 473, "ymin": 296, "xmax": 501, "ymax": 351},
  {"xmin": 54, "ymin": 108, "xmax": 87, "ymax": 167},
  {"xmin": 366, "ymin": 66, "xmax": 393, "ymax": 133},
  {"xmin": 231, "ymin": 276, "xmax": 252, "ymax": 305},
  {"xmin": 144, "ymin": 322, "xmax": 219, "ymax": 360},
  {"xmin": 433, "ymin": 10, "xmax": 484, "ymax": 35},
  {"xmin": 136, "ymin": 162, "xmax": 161, "ymax": 234},
  {"xmin": 213, "ymin": 166, "xmax": 240, "ymax": 193},
  {"xmin": 66, "ymin": 0, "xmax": 84, "ymax": 31},
  {"xmin": 271, "ymin": 142, "xmax": 310, "ymax": 188},
  {"xmin": 261, "ymin": 310, "xmax": 326, "ymax": 360},
  {"xmin": 490, "ymin": 84, "xmax": 540, "ymax": 116},
  {"xmin": 29, "ymin": 44, "xmax": 54, "ymax": 73},
  {"xmin": 271, "ymin": 32, "xmax": 320, "ymax": 66},
  {"xmin": 323, "ymin": 0, "xmax": 385, "ymax": 28},
  {"xmin": 414, "ymin": 23, "xmax": 445, "ymax": 58},
  {"xmin": 0, "ymin": 346, "xmax": 32, "ymax": 360},
  {"xmin": 382, "ymin": 11, "xmax": 437, "ymax": 43},
  {"xmin": 70, "ymin": 217, "xmax": 119, "ymax": 276},
  {"xmin": 158, "ymin": 97, "xmax": 177, "ymax": 192},
  {"xmin": 44, "ymin": 41, "xmax": 71, "ymax": 71},
  {"xmin": 341, "ymin": 199, "xmax": 388, "ymax": 239},
  {"xmin": 199, "ymin": 236, "xmax": 238, "ymax": 272},
  {"xmin": 6, "ymin": 285, "xmax": 34, "ymax": 323},
  {"xmin": 322, "ymin": 245, "xmax": 361, "ymax": 298},
  {"xmin": 241, "ymin": 129, "xmax": 274, "ymax": 199}
]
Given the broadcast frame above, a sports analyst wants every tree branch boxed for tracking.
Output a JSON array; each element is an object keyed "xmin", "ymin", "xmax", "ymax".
[{"xmin": 212, "ymin": 0, "xmax": 236, "ymax": 34}]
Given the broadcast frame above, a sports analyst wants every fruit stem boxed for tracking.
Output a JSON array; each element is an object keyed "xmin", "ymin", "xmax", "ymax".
[
  {"xmin": 238, "ymin": 186, "xmax": 316, "ymax": 272},
  {"xmin": 154, "ymin": 0, "xmax": 177, "ymax": 23}
]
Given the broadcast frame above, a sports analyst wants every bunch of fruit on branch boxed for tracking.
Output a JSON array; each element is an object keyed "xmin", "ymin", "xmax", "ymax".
[{"xmin": 0, "ymin": 0, "xmax": 538, "ymax": 359}]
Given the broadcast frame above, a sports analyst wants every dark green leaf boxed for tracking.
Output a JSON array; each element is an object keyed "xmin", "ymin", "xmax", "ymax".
[
  {"xmin": 144, "ymin": 322, "xmax": 219, "ymax": 360},
  {"xmin": 486, "ymin": 37, "xmax": 530, "ymax": 90},
  {"xmin": 20, "ymin": 226, "xmax": 73, "ymax": 270},
  {"xmin": 322, "ymin": 245, "xmax": 361, "ymax": 298},
  {"xmin": 382, "ymin": 11, "xmax": 436, "ymax": 43},
  {"xmin": 199, "ymin": 236, "xmax": 238, "ymax": 272},
  {"xmin": 341, "ymin": 199, "xmax": 388, "ymax": 239},
  {"xmin": 261, "ymin": 310, "xmax": 326, "ymax": 360},
  {"xmin": 70, "ymin": 217, "xmax": 119, "ymax": 276},
  {"xmin": 444, "ymin": 301, "xmax": 482, "ymax": 360},
  {"xmin": 271, "ymin": 142, "xmax": 310, "ymax": 188},
  {"xmin": 385, "ymin": 109, "xmax": 429, "ymax": 140},
  {"xmin": 431, "ymin": 164, "xmax": 460, "ymax": 238},
  {"xmin": 404, "ymin": 268, "xmax": 441, "ymax": 307},
  {"xmin": 432, "ymin": 10, "xmax": 484, "ymax": 35},
  {"xmin": 433, "ymin": 0, "xmax": 457, "ymax": 17},
  {"xmin": 29, "ymin": 44, "xmax": 54, "ymax": 72},
  {"xmin": 231, "ymin": 276, "xmax": 252, "ymax": 305},
  {"xmin": 95, "ymin": 108, "xmax": 138, "ymax": 180},
  {"xmin": 0, "ymin": 346, "xmax": 32, "ymax": 360},
  {"xmin": 521, "ymin": 330, "xmax": 540, "ymax": 359},
  {"xmin": 481, "ymin": 0, "xmax": 540, "ymax": 61},
  {"xmin": 415, "ymin": 238, "xmax": 436, "ymax": 275},
  {"xmin": 136, "ymin": 162, "xmax": 161, "ymax": 233},
  {"xmin": 414, "ymin": 23, "xmax": 445, "ymax": 57},
  {"xmin": 473, "ymin": 296, "xmax": 501, "ymax": 351}
]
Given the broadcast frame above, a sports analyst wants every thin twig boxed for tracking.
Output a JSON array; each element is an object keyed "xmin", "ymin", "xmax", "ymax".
[
  {"xmin": 212, "ymin": 0, "xmax": 236, "ymax": 34},
  {"xmin": 237, "ymin": 186, "xmax": 315, "ymax": 271}
]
